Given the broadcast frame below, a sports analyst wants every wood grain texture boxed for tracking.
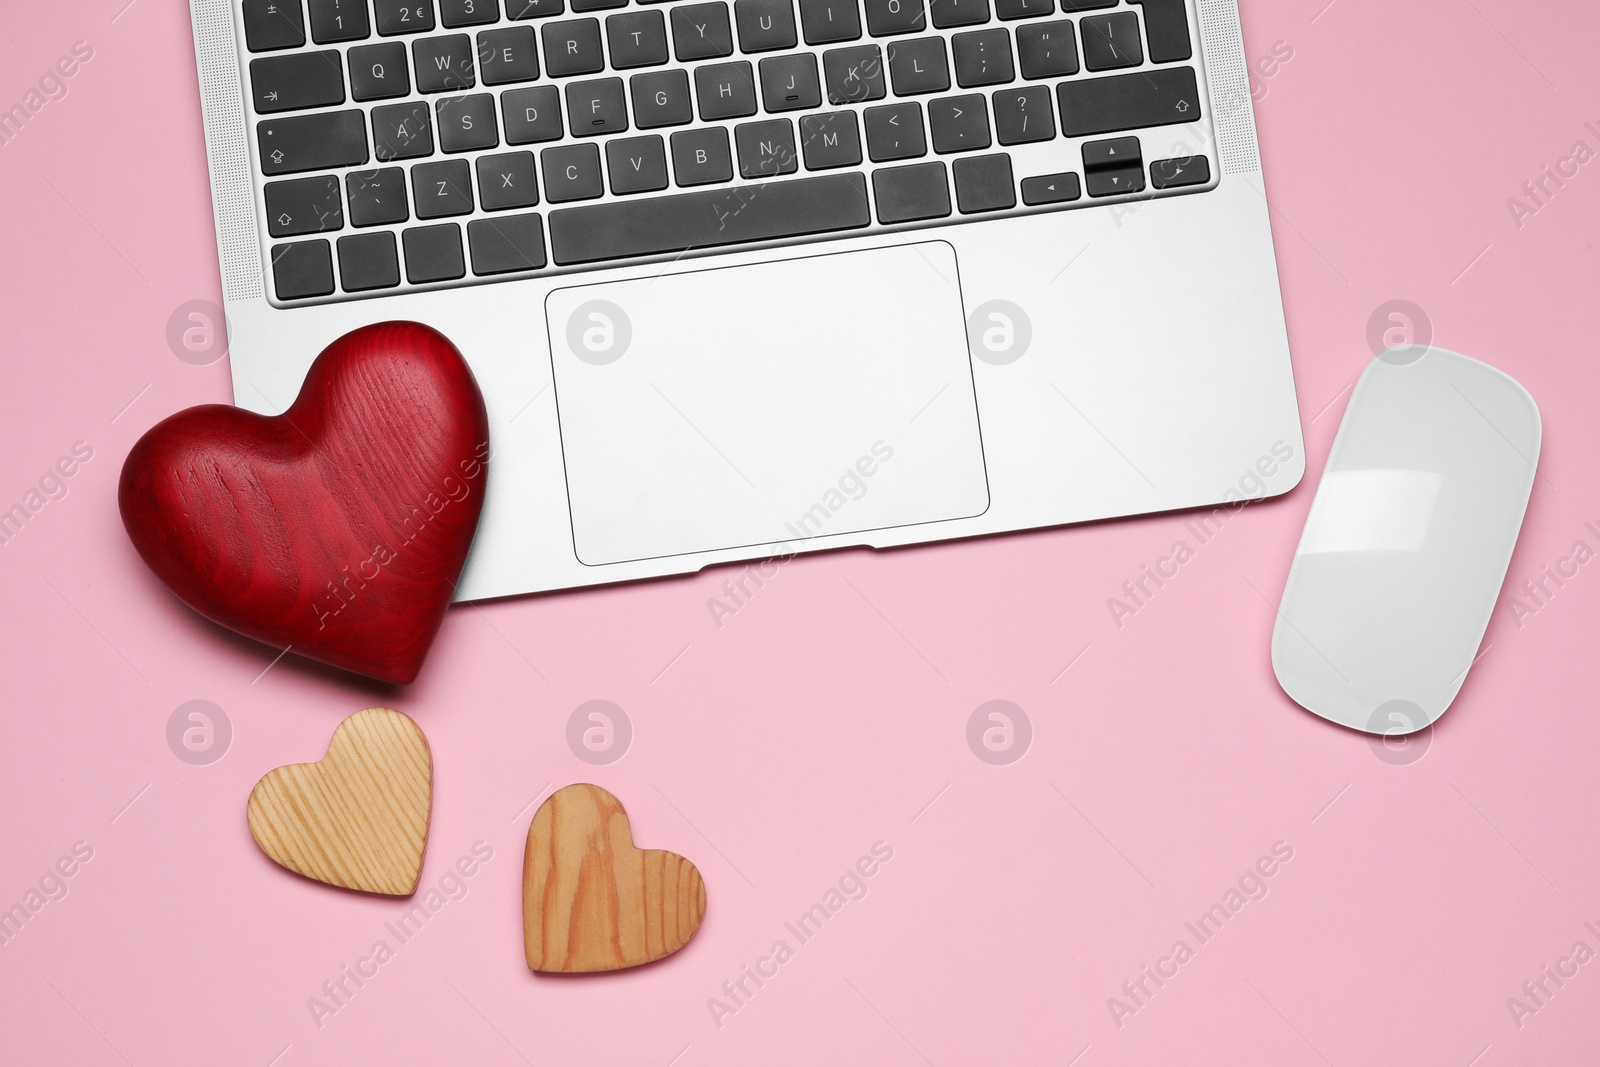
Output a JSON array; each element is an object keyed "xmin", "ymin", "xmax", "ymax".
[
  {"xmin": 118, "ymin": 322, "xmax": 489, "ymax": 684},
  {"xmin": 248, "ymin": 707, "xmax": 432, "ymax": 897},
  {"xmin": 523, "ymin": 784, "xmax": 707, "ymax": 973}
]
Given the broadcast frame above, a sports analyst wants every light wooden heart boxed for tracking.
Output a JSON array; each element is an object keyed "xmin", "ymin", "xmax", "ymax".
[
  {"xmin": 247, "ymin": 708, "xmax": 432, "ymax": 897},
  {"xmin": 523, "ymin": 784, "xmax": 707, "ymax": 973}
]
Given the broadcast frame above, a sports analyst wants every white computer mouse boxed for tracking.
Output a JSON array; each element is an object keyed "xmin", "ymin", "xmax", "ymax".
[{"xmin": 1272, "ymin": 346, "xmax": 1541, "ymax": 736}]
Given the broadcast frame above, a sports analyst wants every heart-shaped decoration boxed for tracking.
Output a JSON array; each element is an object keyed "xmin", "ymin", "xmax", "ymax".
[
  {"xmin": 523, "ymin": 784, "xmax": 707, "ymax": 973},
  {"xmin": 119, "ymin": 322, "xmax": 489, "ymax": 684},
  {"xmin": 247, "ymin": 707, "xmax": 432, "ymax": 896}
]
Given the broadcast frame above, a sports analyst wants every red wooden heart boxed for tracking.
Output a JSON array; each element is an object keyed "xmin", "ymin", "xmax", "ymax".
[{"xmin": 119, "ymin": 322, "xmax": 489, "ymax": 684}]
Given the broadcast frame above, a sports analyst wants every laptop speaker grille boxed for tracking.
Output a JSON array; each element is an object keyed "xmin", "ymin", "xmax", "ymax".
[
  {"xmin": 192, "ymin": 0, "xmax": 263, "ymax": 302},
  {"xmin": 1198, "ymin": 0, "xmax": 1260, "ymax": 175}
]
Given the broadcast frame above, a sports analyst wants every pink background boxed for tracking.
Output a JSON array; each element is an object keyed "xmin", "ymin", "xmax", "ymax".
[{"xmin": 3, "ymin": 0, "xmax": 1598, "ymax": 1064}]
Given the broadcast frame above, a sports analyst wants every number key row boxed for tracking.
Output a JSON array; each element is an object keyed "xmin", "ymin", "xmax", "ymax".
[{"xmin": 247, "ymin": 1, "xmax": 585, "ymax": 53}]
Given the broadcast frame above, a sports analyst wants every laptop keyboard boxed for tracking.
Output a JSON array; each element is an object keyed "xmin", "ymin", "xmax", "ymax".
[{"xmin": 241, "ymin": 0, "xmax": 1216, "ymax": 303}]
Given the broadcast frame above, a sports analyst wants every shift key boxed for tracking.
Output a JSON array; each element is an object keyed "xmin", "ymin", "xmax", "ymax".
[
  {"xmin": 258, "ymin": 111, "xmax": 369, "ymax": 175},
  {"xmin": 1056, "ymin": 65, "xmax": 1200, "ymax": 138}
]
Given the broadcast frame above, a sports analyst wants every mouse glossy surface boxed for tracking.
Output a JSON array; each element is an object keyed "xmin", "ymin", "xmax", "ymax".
[{"xmin": 1272, "ymin": 347, "xmax": 1540, "ymax": 736}]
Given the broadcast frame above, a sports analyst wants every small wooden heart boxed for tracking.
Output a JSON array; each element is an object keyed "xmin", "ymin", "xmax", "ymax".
[
  {"xmin": 523, "ymin": 784, "xmax": 707, "ymax": 973},
  {"xmin": 248, "ymin": 708, "xmax": 432, "ymax": 897}
]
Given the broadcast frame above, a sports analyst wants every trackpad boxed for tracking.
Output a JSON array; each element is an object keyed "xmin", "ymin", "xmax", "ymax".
[{"xmin": 545, "ymin": 242, "xmax": 989, "ymax": 566}]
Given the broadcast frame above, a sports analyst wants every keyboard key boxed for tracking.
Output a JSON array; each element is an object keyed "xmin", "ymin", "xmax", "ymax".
[
  {"xmin": 571, "ymin": 0, "xmax": 627, "ymax": 10},
  {"xmin": 823, "ymin": 44, "xmax": 885, "ymax": 103},
  {"xmin": 1056, "ymin": 65, "xmax": 1199, "ymax": 136},
  {"xmin": 1016, "ymin": 20, "xmax": 1076, "ymax": 79},
  {"xmin": 863, "ymin": 101, "xmax": 925, "ymax": 160},
  {"xmin": 502, "ymin": 85, "xmax": 564, "ymax": 141},
  {"xmin": 759, "ymin": 54, "xmax": 821, "ymax": 112},
  {"xmin": 244, "ymin": 0, "xmax": 306, "ymax": 51},
  {"xmin": 992, "ymin": 84, "xmax": 1053, "ymax": 143},
  {"xmin": 309, "ymin": 0, "xmax": 371, "ymax": 43},
  {"xmin": 338, "ymin": 231, "xmax": 402, "ymax": 290},
  {"xmin": 672, "ymin": 3, "xmax": 735, "ymax": 59},
  {"xmin": 606, "ymin": 135, "xmax": 670, "ymax": 193},
  {"xmin": 952, "ymin": 29, "xmax": 1012, "ymax": 87},
  {"xmin": 403, "ymin": 223, "xmax": 466, "ymax": 281},
  {"xmin": 695, "ymin": 61, "xmax": 758, "ymax": 119},
  {"xmin": 631, "ymin": 70, "xmax": 694, "ymax": 127},
  {"xmin": 994, "ymin": 0, "xmax": 1051, "ymax": 19},
  {"xmin": 1080, "ymin": 11, "xmax": 1141, "ymax": 70},
  {"xmin": 1150, "ymin": 153, "xmax": 1209, "ymax": 188},
  {"xmin": 478, "ymin": 27, "xmax": 541, "ymax": 84},
  {"xmin": 927, "ymin": 93, "xmax": 988, "ymax": 152},
  {"xmin": 1082, "ymin": 134, "xmax": 1139, "ymax": 170},
  {"xmin": 1020, "ymin": 170, "xmax": 1079, "ymax": 203},
  {"xmin": 371, "ymin": 100, "xmax": 435, "ymax": 159},
  {"xmin": 412, "ymin": 159, "xmax": 475, "ymax": 217},
  {"xmin": 736, "ymin": 118, "xmax": 798, "ymax": 177},
  {"xmin": 265, "ymin": 178, "xmax": 340, "ymax": 244},
  {"xmin": 1058, "ymin": 0, "xmax": 1113, "ymax": 7},
  {"xmin": 271, "ymin": 239, "xmax": 335, "ymax": 298},
  {"xmin": 1130, "ymin": 0, "xmax": 1191, "ymax": 62},
  {"xmin": 251, "ymin": 51, "xmax": 345, "ymax": 113},
  {"xmin": 437, "ymin": 93, "xmax": 499, "ymax": 151},
  {"xmin": 350, "ymin": 42, "xmax": 411, "ymax": 99},
  {"xmin": 441, "ymin": 0, "xmax": 499, "ymax": 25},
  {"xmin": 887, "ymin": 37, "xmax": 948, "ymax": 94},
  {"xmin": 414, "ymin": 34, "xmax": 476, "ymax": 91},
  {"xmin": 1081, "ymin": 135, "xmax": 1140, "ymax": 198},
  {"xmin": 872, "ymin": 161, "xmax": 947, "ymax": 222},
  {"xmin": 507, "ymin": 0, "xmax": 564, "ymax": 16},
  {"xmin": 1085, "ymin": 164, "xmax": 1142, "ymax": 196},
  {"xmin": 258, "ymin": 111, "xmax": 369, "ymax": 175},
  {"xmin": 546, "ymin": 171, "xmax": 869, "ymax": 264},
  {"xmin": 929, "ymin": 0, "xmax": 987, "ymax": 28},
  {"xmin": 469, "ymin": 213, "xmax": 547, "ymax": 273},
  {"xmin": 735, "ymin": 0, "xmax": 798, "ymax": 52},
  {"xmin": 952, "ymin": 152, "xmax": 1013, "ymax": 212},
  {"xmin": 864, "ymin": 0, "xmax": 924, "ymax": 35},
  {"xmin": 799, "ymin": 0, "xmax": 861, "ymax": 44},
  {"xmin": 346, "ymin": 167, "xmax": 411, "ymax": 225},
  {"xmin": 477, "ymin": 150, "xmax": 541, "ymax": 207},
  {"xmin": 375, "ymin": 0, "xmax": 436, "ymax": 34},
  {"xmin": 799, "ymin": 110, "xmax": 862, "ymax": 168},
  {"xmin": 265, "ymin": 175, "xmax": 344, "ymax": 237},
  {"xmin": 541, "ymin": 142, "xmax": 604, "ymax": 200},
  {"xmin": 671, "ymin": 126, "xmax": 733, "ymax": 185},
  {"xmin": 565, "ymin": 77, "xmax": 628, "ymax": 135},
  {"xmin": 543, "ymin": 19, "xmax": 605, "ymax": 76},
  {"xmin": 607, "ymin": 11, "xmax": 670, "ymax": 68}
]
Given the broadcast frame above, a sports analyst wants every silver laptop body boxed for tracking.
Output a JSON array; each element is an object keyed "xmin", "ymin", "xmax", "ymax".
[{"xmin": 191, "ymin": 0, "xmax": 1302, "ymax": 599}]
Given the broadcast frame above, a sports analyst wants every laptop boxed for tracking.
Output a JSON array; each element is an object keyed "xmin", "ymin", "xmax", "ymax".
[{"xmin": 189, "ymin": 0, "xmax": 1303, "ymax": 599}]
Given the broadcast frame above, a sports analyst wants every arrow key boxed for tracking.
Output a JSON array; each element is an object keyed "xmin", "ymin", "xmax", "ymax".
[
  {"xmin": 1020, "ymin": 170, "xmax": 1081, "ymax": 204},
  {"xmin": 1150, "ymin": 153, "xmax": 1210, "ymax": 189},
  {"xmin": 1085, "ymin": 162, "xmax": 1144, "ymax": 197},
  {"xmin": 1082, "ymin": 135, "xmax": 1140, "ymax": 171}
]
